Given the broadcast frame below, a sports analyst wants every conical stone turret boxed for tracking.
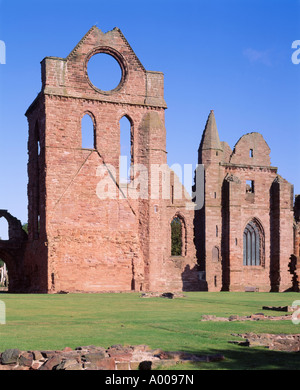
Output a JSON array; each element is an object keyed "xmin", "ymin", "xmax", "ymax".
[{"xmin": 198, "ymin": 110, "xmax": 223, "ymax": 164}]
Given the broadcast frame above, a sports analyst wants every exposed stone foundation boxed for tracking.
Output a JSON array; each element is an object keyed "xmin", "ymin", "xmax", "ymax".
[
  {"xmin": 0, "ymin": 345, "xmax": 225, "ymax": 370},
  {"xmin": 229, "ymin": 333, "xmax": 300, "ymax": 352},
  {"xmin": 201, "ymin": 313, "xmax": 293, "ymax": 322}
]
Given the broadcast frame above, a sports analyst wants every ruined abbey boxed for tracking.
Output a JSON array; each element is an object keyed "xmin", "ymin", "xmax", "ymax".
[{"xmin": 0, "ymin": 27, "xmax": 299, "ymax": 293}]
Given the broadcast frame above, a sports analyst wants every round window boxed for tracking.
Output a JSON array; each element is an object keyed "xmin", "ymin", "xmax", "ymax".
[{"xmin": 87, "ymin": 52, "xmax": 123, "ymax": 92}]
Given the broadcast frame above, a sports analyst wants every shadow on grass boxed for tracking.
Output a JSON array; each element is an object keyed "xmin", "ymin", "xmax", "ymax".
[{"xmin": 161, "ymin": 345, "xmax": 300, "ymax": 370}]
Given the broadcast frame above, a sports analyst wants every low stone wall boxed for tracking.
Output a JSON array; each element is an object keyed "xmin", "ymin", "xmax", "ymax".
[
  {"xmin": 0, "ymin": 344, "xmax": 225, "ymax": 370},
  {"xmin": 229, "ymin": 333, "xmax": 300, "ymax": 352},
  {"xmin": 201, "ymin": 313, "xmax": 293, "ymax": 322}
]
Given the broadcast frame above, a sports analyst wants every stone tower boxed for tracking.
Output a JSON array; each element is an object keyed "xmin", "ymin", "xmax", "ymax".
[
  {"xmin": 196, "ymin": 110, "xmax": 224, "ymax": 290},
  {"xmin": 23, "ymin": 26, "xmax": 199, "ymax": 293}
]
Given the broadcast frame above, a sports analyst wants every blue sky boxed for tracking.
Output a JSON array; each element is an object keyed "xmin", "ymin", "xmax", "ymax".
[{"xmin": 0, "ymin": 0, "xmax": 299, "ymax": 238}]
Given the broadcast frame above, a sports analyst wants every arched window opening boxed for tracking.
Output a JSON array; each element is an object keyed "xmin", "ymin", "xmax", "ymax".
[
  {"xmin": 171, "ymin": 215, "xmax": 187, "ymax": 257},
  {"xmin": 0, "ymin": 217, "xmax": 9, "ymax": 240},
  {"xmin": 212, "ymin": 246, "xmax": 219, "ymax": 262},
  {"xmin": 171, "ymin": 217, "xmax": 182, "ymax": 256},
  {"xmin": 33, "ymin": 122, "xmax": 40, "ymax": 240},
  {"xmin": 81, "ymin": 114, "xmax": 95, "ymax": 149},
  {"xmin": 243, "ymin": 220, "xmax": 264, "ymax": 266},
  {"xmin": 119, "ymin": 116, "xmax": 132, "ymax": 184},
  {"xmin": 0, "ymin": 260, "xmax": 8, "ymax": 288}
]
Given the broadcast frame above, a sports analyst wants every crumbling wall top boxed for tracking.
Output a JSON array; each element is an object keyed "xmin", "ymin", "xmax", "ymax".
[
  {"xmin": 0, "ymin": 210, "xmax": 27, "ymax": 243},
  {"xmin": 229, "ymin": 132, "xmax": 271, "ymax": 167},
  {"xmin": 37, "ymin": 26, "xmax": 167, "ymax": 109}
]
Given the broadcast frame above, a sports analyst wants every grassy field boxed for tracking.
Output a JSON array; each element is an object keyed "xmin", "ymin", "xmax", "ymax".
[{"xmin": 0, "ymin": 291, "xmax": 299, "ymax": 370}]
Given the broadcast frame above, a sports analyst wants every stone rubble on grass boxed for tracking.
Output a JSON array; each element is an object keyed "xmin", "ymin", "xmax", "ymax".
[
  {"xmin": 200, "ymin": 305, "xmax": 300, "ymax": 323},
  {"xmin": 0, "ymin": 344, "xmax": 225, "ymax": 370},
  {"xmin": 201, "ymin": 313, "xmax": 293, "ymax": 322},
  {"xmin": 229, "ymin": 333, "xmax": 300, "ymax": 352},
  {"xmin": 140, "ymin": 292, "xmax": 185, "ymax": 299}
]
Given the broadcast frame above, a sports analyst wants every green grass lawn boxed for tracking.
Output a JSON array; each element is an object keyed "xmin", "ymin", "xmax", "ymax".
[{"xmin": 0, "ymin": 291, "xmax": 300, "ymax": 370}]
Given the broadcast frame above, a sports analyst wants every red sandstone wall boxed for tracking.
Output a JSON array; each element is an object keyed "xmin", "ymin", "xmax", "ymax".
[
  {"xmin": 226, "ymin": 135, "xmax": 294, "ymax": 292},
  {"xmin": 201, "ymin": 130, "xmax": 294, "ymax": 292},
  {"xmin": 24, "ymin": 26, "xmax": 199, "ymax": 293},
  {"xmin": 23, "ymin": 26, "xmax": 295, "ymax": 295}
]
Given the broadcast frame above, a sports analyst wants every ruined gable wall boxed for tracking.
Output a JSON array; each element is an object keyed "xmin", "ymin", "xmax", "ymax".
[
  {"xmin": 221, "ymin": 132, "xmax": 294, "ymax": 292},
  {"xmin": 41, "ymin": 28, "xmax": 160, "ymax": 292},
  {"xmin": 23, "ymin": 27, "xmax": 198, "ymax": 293}
]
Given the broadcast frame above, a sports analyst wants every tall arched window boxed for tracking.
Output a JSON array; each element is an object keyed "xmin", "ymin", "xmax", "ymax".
[
  {"xmin": 81, "ymin": 113, "xmax": 95, "ymax": 149},
  {"xmin": 171, "ymin": 217, "xmax": 182, "ymax": 256},
  {"xmin": 243, "ymin": 219, "xmax": 264, "ymax": 266},
  {"xmin": 171, "ymin": 215, "xmax": 187, "ymax": 257},
  {"xmin": 212, "ymin": 246, "xmax": 219, "ymax": 262},
  {"xmin": 33, "ymin": 122, "xmax": 40, "ymax": 239},
  {"xmin": 119, "ymin": 115, "xmax": 132, "ymax": 183},
  {"xmin": 0, "ymin": 217, "xmax": 9, "ymax": 240}
]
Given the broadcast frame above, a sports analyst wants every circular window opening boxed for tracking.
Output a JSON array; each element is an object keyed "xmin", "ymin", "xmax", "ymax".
[{"xmin": 87, "ymin": 53, "xmax": 122, "ymax": 92}]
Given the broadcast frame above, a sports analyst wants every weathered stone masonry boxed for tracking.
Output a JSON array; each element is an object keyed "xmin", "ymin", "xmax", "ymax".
[
  {"xmin": 196, "ymin": 110, "xmax": 297, "ymax": 292},
  {"xmin": 21, "ymin": 26, "xmax": 199, "ymax": 293},
  {"xmin": 1, "ymin": 26, "xmax": 299, "ymax": 293}
]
